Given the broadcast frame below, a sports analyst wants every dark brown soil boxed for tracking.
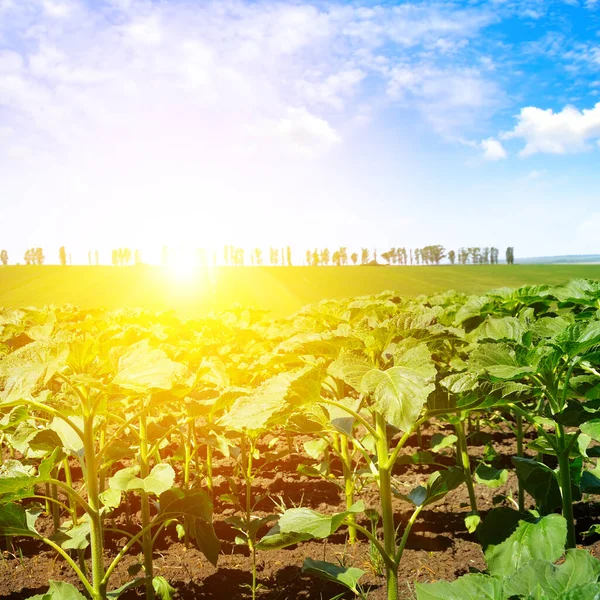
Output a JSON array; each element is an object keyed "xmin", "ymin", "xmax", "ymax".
[{"xmin": 2, "ymin": 421, "xmax": 600, "ymax": 599}]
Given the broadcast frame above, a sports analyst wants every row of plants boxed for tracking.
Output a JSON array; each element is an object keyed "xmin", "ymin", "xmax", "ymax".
[{"xmin": 1, "ymin": 278, "xmax": 600, "ymax": 600}]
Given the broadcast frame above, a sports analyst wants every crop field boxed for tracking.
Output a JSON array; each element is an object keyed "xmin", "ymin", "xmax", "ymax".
[
  {"xmin": 1, "ymin": 264, "xmax": 600, "ymax": 317},
  {"xmin": 2, "ymin": 278, "xmax": 600, "ymax": 600}
]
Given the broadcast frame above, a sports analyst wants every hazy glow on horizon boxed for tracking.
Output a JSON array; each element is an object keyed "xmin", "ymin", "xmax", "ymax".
[{"xmin": 1, "ymin": 0, "xmax": 600, "ymax": 263}]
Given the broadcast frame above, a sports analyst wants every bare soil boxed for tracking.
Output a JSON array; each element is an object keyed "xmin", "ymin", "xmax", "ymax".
[{"xmin": 2, "ymin": 422, "xmax": 600, "ymax": 599}]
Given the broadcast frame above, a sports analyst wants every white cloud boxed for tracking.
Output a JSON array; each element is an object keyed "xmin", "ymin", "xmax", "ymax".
[
  {"xmin": 387, "ymin": 65, "xmax": 501, "ymax": 134},
  {"xmin": 481, "ymin": 137, "xmax": 507, "ymax": 160},
  {"xmin": 257, "ymin": 107, "xmax": 341, "ymax": 156},
  {"xmin": 524, "ymin": 169, "xmax": 547, "ymax": 180},
  {"xmin": 503, "ymin": 103, "xmax": 600, "ymax": 156}
]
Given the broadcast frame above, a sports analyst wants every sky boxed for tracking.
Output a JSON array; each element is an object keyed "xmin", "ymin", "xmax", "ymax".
[{"xmin": 1, "ymin": 0, "xmax": 600, "ymax": 264}]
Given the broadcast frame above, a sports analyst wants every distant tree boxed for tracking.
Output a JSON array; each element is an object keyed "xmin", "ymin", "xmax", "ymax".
[
  {"xmin": 321, "ymin": 248, "xmax": 330, "ymax": 266},
  {"xmin": 332, "ymin": 250, "xmax": 341, "ymax": 266},
  {"xmin": 286, "ymin": 246, "xmax": 292, "ymax": 266},
  {"xmin": 134, "ymin": 249, "xmax": 142, "ymax": 265},
  {"xmin": 381, "ymin": 251, "xmax": 392, "ymax": 265},
  {"xmin": 312, "ymin": 249, "xmax": 320, "ymax": 266},
  {"xmin": 35, "ymin": 248, "xmax": 44, "ymax": 265},
  {"xmin": 112, "ymin": 249, "xmax": 118, "ymax": 266},
  {"xmin": 95, "ymin": 250, "xmax": 99, "ymax": 265},
  {"xmin": 87, "ymin": 250, "xmax": 92, "ymax": 266},
  {"xmin": 24, "ymin": 249, "xmax": 33, "ymax": 265},
  {"xmin": 269, "ymin": 247, "xmax": 279, "ymax": 265},
  {"xmin": 0, "ymin": 250, "xmax": 7, "ymax": 265},
  {"xmin": 448, "ymin": 250, "xmax": 456, "ymax": 265},
  {"xmin": 430, "ymin": 245, "xmax": 445, "ymax": 265},
  {"xmin": 457, "ymin": 247, "xmax": 468, "ymax": 265},
  {"xmin": 255, "ymin": 248, "xmax": 262, "ymax": 266},
  {"xmin": 351, "ymin": 252, "xmax": 358, "ymax": 265},
  {"xmin": 483, "ymin": 247, "xmax": 490, "ymax": 264},
  {"xmin": 409, "ymin": 249, "xmax": 413, "ymax": 265},
  {"xmin": 490, "ymin": 247, "xmax": 499, "ymax": 264},
  {"xmin": 339, "ymin": 247, "xmax": 348, "ymax": 265},
  {"xmin": 415, "ymin": 248, "xmax": 420, "ymax": 265},
  {"xmin": 361, "ymin": 248, "xmax": 369, "ymax": 265},
  {"xmin": 59, "ymin": 246, "xmax": 67, "ymax": 266},
  {"xmin": 123, "ymin": 248, "xmax": 132, "ymax": 265},
  {"xmin": 305, "ymin": 250, "xmax": 311, "ymax": 266},
  {"xmin": 506, "ymin": 246, "xmax": 515, "ymax": 265}
]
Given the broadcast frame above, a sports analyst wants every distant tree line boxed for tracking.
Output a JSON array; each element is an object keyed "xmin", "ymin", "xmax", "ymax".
[{"xmin": 0, "ymin": 246, "xmax": 517, "ymax": 266}]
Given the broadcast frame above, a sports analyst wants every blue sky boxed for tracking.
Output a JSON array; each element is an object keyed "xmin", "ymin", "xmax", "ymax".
[{"xmin": 1, "ymin": 0, "xmax": 599, "ymax": 263}]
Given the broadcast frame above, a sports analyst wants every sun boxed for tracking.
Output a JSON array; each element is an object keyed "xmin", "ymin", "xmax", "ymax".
[{"xmin": 165, "ymin": 252, "xmax": 199, "ymax": 282}]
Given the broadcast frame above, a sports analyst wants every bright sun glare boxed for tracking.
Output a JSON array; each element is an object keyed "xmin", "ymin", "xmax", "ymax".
[{"xmin": 165, "ymin": 252, "xmax": 199, "ymax": 282}]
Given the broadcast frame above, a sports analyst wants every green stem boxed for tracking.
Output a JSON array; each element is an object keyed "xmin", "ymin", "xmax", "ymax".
[
  {"xmin": 375, "ymin": 413, "xmax": 398, "ymax": 600},
  {"xmin": 395, "ymin": 505, "xmax": 423, "ymax": 565},
  {"xmin": 556, "ymin": 424, "xmax": 576, "ymax": 549},
  {"xmin": 42, "ymin": 536, "xmax": 94, "ymax": 597},
  {"xmin": 516, "ymin": 413, "xmax": 525, "ymax": 512},
  {"xmin": 63, "ymin": 458, "xmax": 78, "ymax": 526},
  {"xmin": 244, "ymin": 437, "xmax": 257, "ymax": 600},
  {"xmin": 82, "ymin": 414, "xmax": 106, "ymax": 600},
  {"xmin": 456, "ymin": 418, "xmax": 478, "ymax": 515},
  {"xmin": 138, "ymin": 407, "xmax": 155, "ymax": 600},
  {"xmin": 340, "ymin": 434, "xmax": 356, "ymax": 544},
  {"xmin": 319, "ymin": 399, "xmax": 378, "ymax": 439}
]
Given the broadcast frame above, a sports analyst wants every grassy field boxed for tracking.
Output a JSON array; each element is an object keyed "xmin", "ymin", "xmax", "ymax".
[{"xmin": 0, "ymin": 264, "xmax": 599, "ymax": 318}]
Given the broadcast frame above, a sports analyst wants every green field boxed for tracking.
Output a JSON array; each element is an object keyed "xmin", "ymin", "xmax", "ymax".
[{"xmin": 1, "ymin": 264, "xmax": 599, "ymax": 317}]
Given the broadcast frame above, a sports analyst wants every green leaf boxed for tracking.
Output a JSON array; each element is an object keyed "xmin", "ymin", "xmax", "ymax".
[
  {"xmin": 127, "ymin": 464, "xmax": 175, "ymax": 496},
  {"xmin": 474, "ymin": 464, "xmax": 508, "ymax": 489},
  {"xmin": 416, "ymin": 573, "xmax": 503, "ymax": 600},
  {"xmin": 556, "ymin": 583, "xmax": 600, "ymax": 600},
  {"xmin": 465, "ymin": 513, "xmax": 481, "ymax": 534},
  {"xmin": 152, "ymin": 576, "xmax": 176, "ymax": 600},
  {"xmin": 302, "ymin": 558, "xmax": 365, "ymax": 594},
  {"xmin": 113, "ymin": 340, "xmax": 191, "ymax": 392},
  {"xmin": 430, "ymin": 434, "xmax": 457, "ymax": 453},
  {"xmin": 512, "ymin": 457, "xmax": 562, "ymax": 514},
  {"xmin": 27, "ymin": 581, "xmax": 87, "ymax": 600},
  {"xmin": 328, "ymin": 356, "xmax": 372, "ymax": 391},
  {"xmin": 218, "ymin": 366, "xmax": 318, "ymax": 432},
  {"xmin": 485, "ymin": 514, "xmax": 567, "ymax": 578},
  {"xmin": 554, "ymin": 400, "xmax": 600, "ymax": 427},
  {"xmin": 398, "ymin": 469, "xmax": 464, "ymax": 507},
  {"xmin": 504, "ymin": 549, "xmax": 600, "ymax": 599},
  {"xmin": 0, "ymin": 459, "xmax": 37, "ymax": 497},
  {"xmin": 475, "ymin": 316, "xmax": 526, "ymax": 343},
  {"xmin": 581, "ymin": 420, "xmax": 600, "ymax": 442},
  {"xmin": 477, "ymin": 507, "xmax": 534, "ymax": 551},
  {"xmin": 259, "ymin": 501, "xmax": 365, "ymax": 549},
  {"xmin": 0, "ymin": 503, "xmax": 42, "ymax": 536},
  {"xmin": 157, "ymin": 489, "xmax": 219, "ymax": 566},
  {"xmin": 49, "ymin": 418, "xmax": 84, "ymax": 455},
  {"xmin": 303, "ymin": 438, "xmax": 328, "ymax": 460},
  {"xmin": 55, "ymin": 517, "xmax": 90, "ymax": 550},
  {"xmin": 0, "ymin": 341, "xmax": 69, "ymax": 402},
  {"xmin": 361, "ymin": 364, "xmax": 435, "ymax": 432},
  {"xmin": 278, "ymin": 501, "xmax": 364, "ymax": 538}
]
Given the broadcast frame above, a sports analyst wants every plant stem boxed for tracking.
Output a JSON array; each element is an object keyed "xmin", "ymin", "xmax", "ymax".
[
  {"xmin": 340, "ymin": 434, "xmax": 356, "ymax": 544},
  {"xmin": 516, "ymin": 413, "xmax": 525, "ymax": 512},
  {"xmin": 395, "ymin": 505, "xmax": 423, "ymax": 565},
  {"xmin": 455, "ymin": 418, "xmax": 478, "ymax": 516},
  {"xmin": 556, "ymin": 424, "xmax": 576, "ymax": 549},
  {"xmin": 82, "ymin": 413, "xmax": 106, "ymax": 600},
  {"xmin": 375, "ymin": 413, "xmax": 398, "ymax": 600},
  {"xmin": 138, "ymin": 407, "xmax": 155, "ymax": 600},
  {"xmin": 243, "ymin": 437, "xmax": 258, "ymax": 600}
]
